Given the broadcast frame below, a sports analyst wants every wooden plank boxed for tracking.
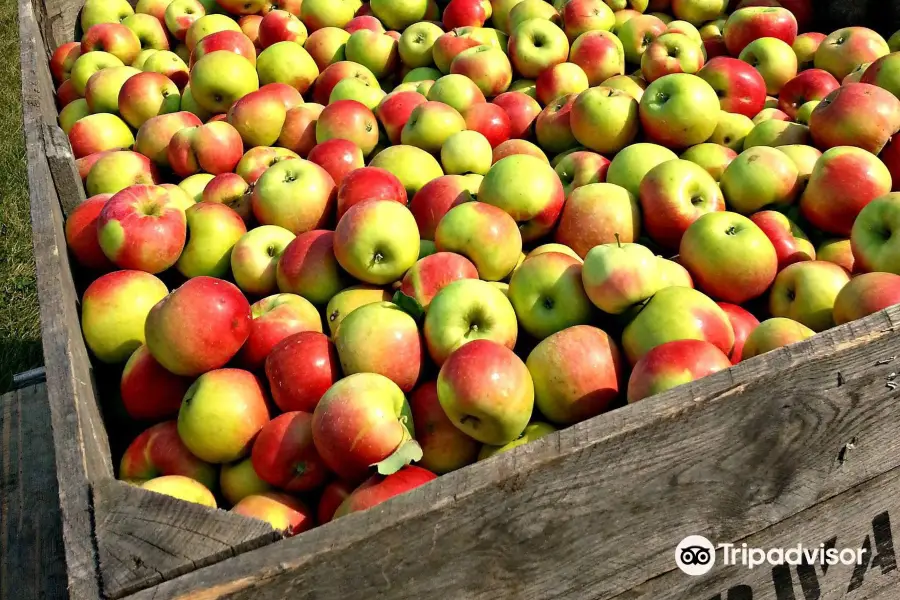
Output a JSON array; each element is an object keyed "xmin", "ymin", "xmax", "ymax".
[
  {"xmin": 0, "ymin": 384, "xmax": 68, "ymax": 600},
  {"xmin": 126, "ymin": 306, "xmax": 900, "ymax": 600},
  {"xmin": 19, "ymin": 0, "xmax": 112, "ymax": 597},
  {"xmin": 614, "ymin": 465, "xmax": 900, "ymax": 599},
  {"xmin": 93, "ymin": 479, "xmax": 281, "ymax": 599},
  {"xmin": 43, "ymin": 123, "xmax": 84, "ymax": 215}
]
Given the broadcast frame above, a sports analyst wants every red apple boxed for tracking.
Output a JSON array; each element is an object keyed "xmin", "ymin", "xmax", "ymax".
[
  {"xmin": 119, "ymin": 421, "xmax": 216, "ymax": 488},
  {"xmin": 376, "ymin": 90, "xmax": 428, "ymax": 145},
  {"xmin": 336, "ymin": 166, "xmax": 407, "ymax": 220},
  {"xmin": 777, "ymin": 69, "xmax": 839, "ymax": 120},
  {"xmin": 409, "ymin": 380, "xmax": 479, "ymax": 474},
  {"xmin": 167, "ymin": 121, "xmax": 244, "ymax": 177},
  {"xmin": 492, "ymin": 91, "xmax": 541, "ymax": 139},
  {"xmin": 265, "ymin": 331, "xmax": 341, "ymax": 413},
  {"xmin": 316, "ymin": 99, "xmax": 379, "ymax": 156},
  {"xmin": 64, "ymin": 194, "xmax": 115, "ymax": 271},
  {"xmin": 239, "ymin": 293, "xmax": 322, "ymax": 371},
  {"xmin": 334, "ymin": 465, "xmax": 437, "ymax": 518},
  {"xmin": 50, "ymin": 41, "xmax": 82, "ymax": 83},
  {"xmin": 833, "ymin": 272, "xmax": 900, "ymax": 325},
  {"xmin": 463, "ymin": 102, "xmax": 512, "ymax": 148},
  {"xmin": 408, "ymin": 174, "xmax": 474, "ymax": 240},
  {"xmin": 400, "ymin": 252, "xmax": 479, "ymax": 309},
  {"xmin": 317, "ymin": 480, "xmax": 354, "ymax": 524},
  {"xmin": 750, "ymin": 209, "xmax": 815, "ymax": 270},
  {"xmin": 443, "ymin": 0, "xmax": 488, "ymax": 29},
  {"xmin": 723, "ymin": 6, "xmax": 797, "ymax": 56},
  {"xmin": 307, "ymin": 138, "xmax": 364, "ymax": 187},
  {"xmin": 231, "ymin": 492, "xmax": 313, "ymax": 536},
  {"xmin": 716, "ymin": 302, "xmax": 759, "ymax": 364},
  {"xmin": 276, "ymin": 229, "xmax": 348, "ymax": 305},
  {"xmin": 697, "ymin": 56, "xmax": 767, "ymax": 119},
  {"xmin": 627, "ymin": 339, "xmax": 732, "ymax": 403},
  {"xmin": 251, "ymin": 411, "xmax": 328, "ymax": 492},
  {"xmin": 809, "ymin": 83, "xmax": 900, "ymax": 155},
  {"xmin": 120, "ymin": 344, "xmax": 193, "ymax": 421},
  {"xmin": 311, "ymin": 60, "xmax": 379, "ymax": 105},
  {"xmin": 277, "ymin": 104, "xmax": 324, "ymax": 157}
]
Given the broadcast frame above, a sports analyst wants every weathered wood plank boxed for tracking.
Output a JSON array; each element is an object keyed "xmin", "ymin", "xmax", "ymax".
[
  {"xmin": 43, "ymin": 123, "xmax": 84, "ymax": 215},
  {"xmin": 93, "ymin": 479, "xmax": 281, "ymax": 599},
  {"xmin": 0, "ymin": 384, "xmax": 68, "ymax": 600},
  {"xmin": 126, "ymin": 305, "xmax": 900, "ymax": 600},
  {"xmin": 19, "ymin": 0, "xmax": 112, "ymax": 597},
  {"xmin": 615, "ymin": 465, "xmax": 900, "ymax": 599}
]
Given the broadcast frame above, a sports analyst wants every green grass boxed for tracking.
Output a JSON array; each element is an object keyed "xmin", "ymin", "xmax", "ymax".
[{"xmin": 0, "ymin": 0, "xmax": 42, "ymax": 393}]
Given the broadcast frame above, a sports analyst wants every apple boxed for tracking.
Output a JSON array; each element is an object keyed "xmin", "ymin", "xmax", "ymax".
[
  {"xmin": 424, "ymin": 278, "xmax": 518, "ymax": 364},
  {"xmin": 191, "ymin": 30, "xmax": 257, "ymax": 66},
  {"xmin": 60, "ymin": 97, "xmax": 91, "ymax": 132},
  {"xmin": 606, "ymin": 142, "xmax": 677, "ymax": 197},
  {"xmin": 679, "ymin": 211, "xmax": 777, "ymax": 304},
  {"xmin": 65, "ymin": 194, "xmax": 115, "ymax": 271},
  {"xmin": 432, "ymin": 30, "xmax": 483, "ymax": 74},
  {"xmin": 717, "ymin": 301, "xmax": 759, "ymax": 363},
  {"xmin": 220, "ymin": 458, "xmax": 273, "ymax": 507},
  {"xmin": 618, "ymin": 14, "xmax": 667, "ymax": 65},
  {"xmin": 749, "ymin": 210, "xmax": 814, "ymax": 271},
  {"xmin": 508, "ymin": 0, "xmax": 559, "ymax": 33},
  {"xmin": 334, "ymin": 301, "xmax": 423, "ymax": 392},
  {"xmin": 249, "ymin": 159, "xmax": 335, "ymax": 237},
  {"xmin": 140, "ymin": 475, "xmax": 216, "ymax": 506},
  {"xmin": 491, "ymin": 90, "xmax": 541, "ymax": 139},
  {"xmin": 398, "ymin": 21, "xmax": 443, "ymax": 69},
  {"xmin": 175, "ymin": 368, "xmax": 269, "ymax": 464},
  {"xmin": 407, "ymin": 381, "xmax": 480, "ymax": 474},
  {"xmin": 627, "ymin": 339, "xmax": 731, "ymax": 403},
  {"xmin": 198, "ymin": 173, "xmax": 249, "ymax": 221},
  {"xmin": 70, "ymin": 51, "xmax": 123, "ymax": 98},
  {"xmin": 670, "ymin": 0, "xmax": 726, "ymax": 24},
  {"xmin": 300, "ymin": 0, "xmax": 362, "ymax": 30},
  {"xmin": 508, "ymin": 18, "xmax": 569, "ymax": 79},
  {"xmin": 793, "ymin": 31, "xmax": 824, "ymax": 69},
  {"xmin": 680, "ymin": 143, "xmax": 736, "ymax": 181},
  {"xmin": 569, "ymin": 30, "xmax": 624, "ymax": 87},
  {"xmin": 443, "ymin": 0, "xmax": 490, "ymax": 30},
  {"xmin": 225, "ymin": 89, "xmax": 288, "ymax": 149},
  {"xmin": 462, "ymin": 102, "xmax": 511, "ymax": 149},
  {"xmin": 815, "ymin": 27, "xmax": 890, "ymax": 81},
  {"xmin": 177, "ymin": 173, "xmax": 213, "ymax": 203},
  {"xmin": 85, "ymin": 151, "xmax": 158, "ymax": 196},
  {"xmin": 257, "ymin": 10, "xmax": 308, "ymax": 49},
  {"xmin": 369, "ymin": 0, "xmax": 428, "ymax": 30},
  {"xmin": 553, "ymin": 150, "xmax": 611, "ymax": 196},
  {"xmin": 562, "ymin": 0, "xmax": 615, "ymax": 41},
  {"xmin": 433, "ymin": 201, "xmax": 521, "ymax": 280},
  {"xmin": 312, "ymin": 372, "xmax": 416, "ymax": 482},
  {"xmin": 189, "ymin": 50, "xmax": 259, "ymax": 114},
  {"xmin": 508, "ymin": 252, "xmax": 593, "ymax": 339},
  {"xmin": 251, "ymin": 411, "xmax": 328, "ymax": 492},
  {"xmin": 450, "ymin": 45, "xmax": 513, "ymax": 98},
  {"xmin": 555, "ymin": 182, "xmax": 639, "ymax": 258},
  {"xmin": 186, "ymin": 14, "xmax": 243, "ymax": 54},
  {"xmin": 368, "ymin": 144, "xmax": 445, "ymax": 195},
  {"xmin": 776, "ymin": 69, "xmax": 840, "ymax": 121},
  {"xmin": 834, "ymin": 272, "xmax": 900, "ymax": 325},
  {"xmin": 332, "ymin": 199, "xmax": 419, "ymax": 285},
  {"xmin": 739, "ymin": 36, "xmax": 797, "ymax": 96},
  {"xmin": 275, "ymin": 104, "xmax": 323, "ymax": 157},
  {"xmin": 264, "ymin": 331, "xmax": 340, "ymax": 415},
  {"xmin": 94, "ymin": 184, "xmax": 186, "ymax": 274},
  {"xmin": 120, "ymin": 421, "xmax": 216, "ymax": 496},
  {"xmin": 81, "ymin": 23, "xmax": 141, "ymax": 65},
  {"xmin": 376, "ymin": 90, "xmax": 427, "ymax": 145},
  {"xmin": 568, "ymin": 86, "xmax": 638, "ymax": 155},
  {"xmin": 168, "ymin": 121, "xmax": 244, "ymax": 178},
  {"xmin": 809, "ymin": 83, "xmax": 900, "ymax": 156},
  {"xmin": 641, "ymin": 33, "xmax": 704, "ymax": 83},
  {"xmin": 491, "ymin": 139, "xmax": 548, "ymax": 163},
  {"xmin": 743, "ymin": 119, "xmax": 809, "ymax": 149},
  {"xmin": 399, "ymin": 252, "xmax": 479, "ymax": 310},
  {"xmin": 639, "ymin": 73, "xmax": 719, "ymax": 149},
  {"xmin": 581, "ymin": 241, "xmax": 661, "ymax": 314},
  {"xmin": 408, "ymin": 175, "xmax": 474, "ymax": 240},
  {"xmin": 437, "ymin": 339, "xmax": 533, "ymax": 444},
  {"xmin": 324, "ymin": 285, "xmax": 391, "ymax": 336},
  {"xmin": 234, "ymin": 146, "xmax": 298, "ymax": 184},
  {"xmin": 335, "ymin": 167, "xmax": 406, "ymax": 222},
  {"xmin": 769, "ymin": 260, "xmax": 850, "ymax": 332},
  {"xmin": 708, "ymin": 111, "xmax": 754, "ymax": 151},
  {"xmin": 305, "ymin": 139, "xmax": 363, "ymax": 188},
  {"xmin": 801, "ymin": 146, "xmax": 892, "ymax": 237},
  {"xmin": 329, "ymin": 79, "xmax": 385, "ymax": 110},
  {"xmin": 133, "ymin": 111, "xmax": 202, "ymax": 169},
  {"xmin": 231, "ymin": 492, "xmax": 313, "ymax": 536},
  {"xmin": 697, "ymin": 56, "xmax": 767, "ymax": 119},
  {"xmin": 861, "ymin": 53, "xmax": 900, "ymax": 101},
  {"xmin": 478, "ymin": 421, "xmax": 557, "ymax": 459},
  {"xmin": 851, "ymin": 193, "xmax": 900, "ymax": 274},
  {"xmin": 316, "ymin": 99, "xmax": 379, "ymax": 156},
  {"xmin": 343, "ymin": 30, "xmax": 398, "ymax": 80},
  {"xmin": 534, "ymin": 93, "xmax": 579, "ymax": 155},
  {"xmin": 723, "ymin": 6, "xmax": 797, "ymax": 56},
  {"xmin": 256, "ymin": 42, "xmax": 319, "ymax": 94},
  {"xmin": 622, "ymin": 285, "xmax": 734, "ymax": 364},
  {"xmin": 478, "ymin": 154, "xmax": 565, "ymax": 242},
  {"xmin": 315, "ymin": 480, "xmax": 355, "ymax": 523},
  {"xmin": 229, "ymin": 226, "xmax": 296, "ymax": 296},
  {"xmin": 638, "ymin": 158, "xmax": 724, "ymax": 249},
  {"xmin": 239, "ymin": 293, "xmax": 322, "ymax": 372},
  {"xmin": 718, "ymin": 144, "xmax": 799, "ymax": 216},
  {"xmin": 164, "ymin": 0, "xmax": 205, "ymax": 41},
  {"xmin": 333, "ymin": 466, "xmax": 437, "ymax": 517},
  {"xmin": 50, "ymin": 42, "xmax": 82, "ymax": 83},
  {"xmin": 68, "ymin": 113, "xmax": 134, "ymax": 160},
  {"xmin": 303, "ymin": 27, "xmax": 351, "ymax": 71},
  {"xmin": 173, "ymin": 202, "xmax": 246, "ymax": 280},
  {"xmin": 400, "ymin": 101, "xmax": 466, "ymax": 154},
  {"xmin": 276, "ymin": 230, "xmax": 348, "ymax": 306},
  {"xmin": 123, "ymin": 12, "xmax": 171, "ymax": 52},
  {"xmin": 440, "ymin": 130, "xmax": 491, "ymax": 175},
  {"xmin": 117, "ymin": 72, "xmax": 181, "ymax": 130},
  {"xmin": 81, "ymin": 270, "xmax": 168, "ymax": 364}
]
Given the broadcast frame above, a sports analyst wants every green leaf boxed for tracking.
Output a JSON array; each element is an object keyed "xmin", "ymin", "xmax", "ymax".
[
  {"xmin": 392, "ymin": 290, "xmax": 425, "ymax": 324},
  {"xmin": 374, "ymin": 439, "xmax": 423, "ymax": 476}
]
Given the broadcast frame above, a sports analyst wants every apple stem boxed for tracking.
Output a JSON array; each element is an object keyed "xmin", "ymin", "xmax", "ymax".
[{"xmin": 615, "ymin": 233, "xmax": 621, "ymax": 248}]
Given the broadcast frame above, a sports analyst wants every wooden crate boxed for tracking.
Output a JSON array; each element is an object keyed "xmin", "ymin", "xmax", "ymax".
[{"xmin": 13, "ymin": 0, "xmax": 900, "ymax": 598}]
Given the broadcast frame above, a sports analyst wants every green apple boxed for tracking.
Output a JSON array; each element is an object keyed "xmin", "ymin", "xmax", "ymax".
[
  {"xmin": 570, "ymin": 86, "xmax": 639, "ymax": 154},
  {"xmin": 369, "ymin": 145, "xmax": 444, "ymax": 195},
  {"xmin": 509, "ymin": 0, "xmax": 559, "ymax": 33},
  {"xmin": 370, "ymin": 0, "xmax": 428, "ymax": 30},
  {"xmin": 189, "ymin": 50, "xmax": 259, "ymax": 113},
  {"xmin": 325, "ymin": 285, "xmax": 392, "ymax": 336},
  {"xmin": 399, "ymin": 21, "xmax": 444, "ymax": 69},
  {"xmin": 70, "ymin": 51, "xmax": 125, "ymax": 96},
  {"xmin": 492, "ymin": 0, "xmax": 528, "ymax": 33},
  {"xmin": 84, "ymin": 66, "xmax": 141, "ymax": 115},
  {"xmin": 178, "ymin": 173, "xmax": 214, "ymax": 203},
  {"xmin": 720, "ymin": 146, "xmax": 800, "ymax": 214},
  {"xmin": 404, "ymin": 66, "xmax": 442, "ymax": 82},
  {"xmin": 427, "ymin": 74, "xmax": 486, "ymax": 114},
  {"xmin": 256, "ymin": 42, "xmax": 319, "ymax": 95},
  {"xmin": 424, "ymin": 279, "xmax": 518, "ymax": 365},
  {"xmin": 81, "ymin": 0, "xmax": 135, "ymax": 31},
  {"xmin": 622, "ymin": 285, "xmax": 735, "ymax": 364},
  {"xmin": 739, "ymin": 37, "xmax": 798, "ymax": 96},
  {"xmin": 671, "ymin": 0, "xmax": 726, "ymax": 25},
  {"xmin": 851, "ymin": 193, "xmax": 900, "ymax": 274},
  {"xmin": 479, "ymin": 422, "xmax": 557, "ymax": 459},
  {"xmin": 329, "ymin": 78, "xmax": 385, "ymax": 110},
  {"xmin": 441, "ymin": 130, "xmax": 492, "ymax": 175},
  {"xmin": 769, "ymin": 261, "xmax": 850, "ymax": 332},
  {"xmin": 230, "ymin": 225, "xmax": 296, "ymax": 296},
  {"xmin": 508, "ymin": 252, "xmax": 593, "ymax": 339},
  {"xmin": 742, "ymin": 317, "xmax": 815, "ymax": 360},
  {"xmin": 639, "ymin": 73, "xmax": 720, "ymax": 148},
  {"xmin": 606, "ymin": 142, "xmax": 677, "ymax": 197},
  {"xmin": 582, "ymin": 241, "xmax": 661, "ymax": 314},
  {"xmin": 508, "ymin": 18, "xmax": 569, "ymax": 79},
  {"xmin": 300, "ymin": 0, "xmax": 361, "ymax": 30},
  {"xmin": 743, "ymin": 120, "xmax": 809, "ymax": 149},
  {"xmin": 176, "ymin": 202, "xmax": 247, "ymax": 278},
  {"xmin": 59, "ymin": 99, "xmax": 91, "ymax": 134},
  {"xmin": 345, "ymin": 30, "xmax": 399, "ymax": 80},
  {"xmin": 401, "ymin": 101, "xmax": 467, "ymax": 154},
  {"xmin": 680, "ymin": 142, "xmax": 736, "ymax": 181},
  {"xmin": 708, "ymin": 111, "xmax": 754, "ymax": 152},
  {"xmin": 333, "ymin": 200, "xmax": 420, "ymax": 285}
]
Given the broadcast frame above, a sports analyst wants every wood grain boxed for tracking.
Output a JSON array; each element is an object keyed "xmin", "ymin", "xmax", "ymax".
[
  {"xmin": 125, "ymin": 307, "xmax": 900, "ymax": 600},
  {"xmin": 93, "ymin": 479, "xmax": 280, "ymax": 599},
  {"xmin": 19, "ymin": 0, "xmax": 111, "ymax": 597},
  {"xmin": 0, "ymin": 385, "xmax": 68, "ymax": 600}
]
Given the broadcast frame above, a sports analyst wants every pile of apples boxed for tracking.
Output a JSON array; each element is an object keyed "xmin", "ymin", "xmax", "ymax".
[{"xmin": 54, "ymin": 0, "xmax": 900, "ymax": 534}]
